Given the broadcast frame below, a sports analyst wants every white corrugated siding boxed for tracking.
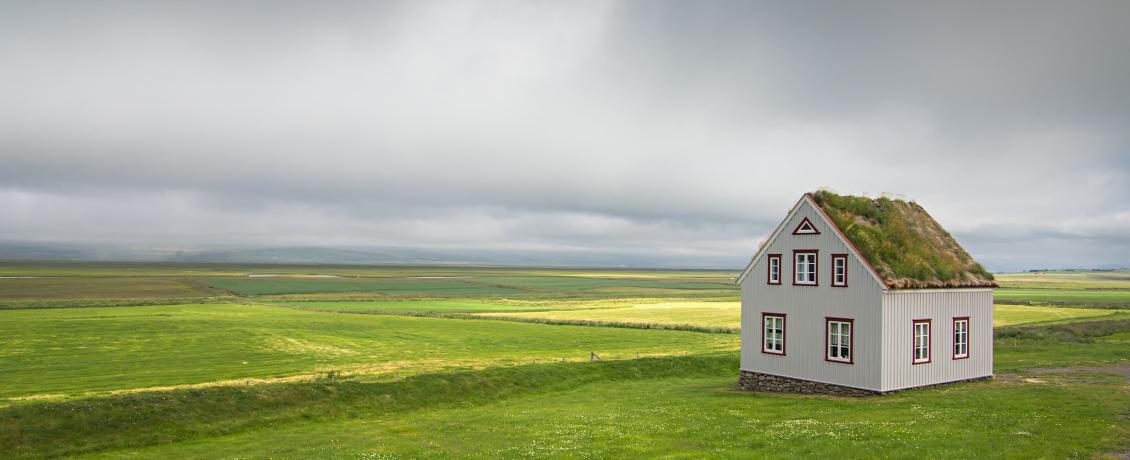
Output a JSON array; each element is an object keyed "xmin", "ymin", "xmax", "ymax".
[
  {"xmin": 880, "ymin": 289, "xmax": 994, "ymax": 392},
  {"xmin": 740, "ymin": 200, "xmax": 885, "ymax": 391}
]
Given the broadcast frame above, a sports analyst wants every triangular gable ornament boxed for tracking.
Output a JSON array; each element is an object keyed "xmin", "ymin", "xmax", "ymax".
[{"xmin": 792, "ymin": 217, "xmax": 820, "ymax": 235}]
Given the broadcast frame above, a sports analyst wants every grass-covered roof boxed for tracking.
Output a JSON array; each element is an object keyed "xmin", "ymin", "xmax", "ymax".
[{"xmin": 810, "ymin": 190, "xmax": 996, "ymax": 289}]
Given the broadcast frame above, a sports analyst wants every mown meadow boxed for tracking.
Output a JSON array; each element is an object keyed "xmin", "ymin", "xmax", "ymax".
[{"xmin": 0, "ymin": 261, "xmax": 1128, "ymax": 458}]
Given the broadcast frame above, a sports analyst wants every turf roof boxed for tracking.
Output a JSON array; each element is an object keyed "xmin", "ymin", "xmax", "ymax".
[{"xmin": 810, "ymin": 190, "xmax": 996, "ymax": 289}]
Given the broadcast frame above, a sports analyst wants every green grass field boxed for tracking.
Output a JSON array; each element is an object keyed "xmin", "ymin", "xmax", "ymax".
[
  {"xmin": 993, "ymin": 304, "xmax": 1125, "ymax": 326},
  {"xmin": 1, "ymin": 264, "xmax": 1129, "ymax": 458},
  {"xmin": 0, "ymin": 303, "xmax": 736, "ymax": 400},
  {"xmin": 994, "ymin": 270, "xmax": 1130, "ymax": 308}
]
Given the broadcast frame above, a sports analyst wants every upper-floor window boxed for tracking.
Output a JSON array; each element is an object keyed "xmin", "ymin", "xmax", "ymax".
[
  {"xmin": 762, "ymin": 313, "xmax": 786, "ymax": 355},
  {"xmin": 767, "ymin": 254, "xmax": 782, "ymax": 285},
  {"xmin": 832, "ymin": 254, "xmax": 847, "ymax": 287},
  {"xmin": 825, "ymin": 318, "xmax": 853, "ymax": 363},
  {"xmin": 793, "ymin": 250, "xmax": 817, "ymax": 285},
  {"xmin": 913, "ymin": 319, "xmax": 932, "ymax": 364},
  {"xmin": 953, "ymin": 317, "xmax": 969, "ymax": 359}
]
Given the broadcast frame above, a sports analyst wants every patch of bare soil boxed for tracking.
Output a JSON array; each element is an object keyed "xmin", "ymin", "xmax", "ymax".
[{"xmin": 997, "ymin": 363, "xmax": 1130, "ymax": 384}]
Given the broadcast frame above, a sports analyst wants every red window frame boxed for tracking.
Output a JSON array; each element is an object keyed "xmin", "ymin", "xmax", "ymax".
[
  {"xmin": 824, "ymin": 317, "xmax": 854, "ymax": 364},
  {"xmin": 761, "ymin": 312, "xmax": 787, "ymax": 355},
  {"xmin": 792, "ymin": 249, "xmax": 819, "ymax": 286},
  {"xmin": 831, "ymin": 254, "xmax": 848, "ymax": 287},
  {"xmin": 952, "ymin": 316, "xmax": 970, "ymax": 360},
  {"xmin": 912, "ymin": 319, "xmax": 932, "ymax": 364},
  {"xmin": 766, "ymin": 254, "xmax": 782, "ymax": 285}
]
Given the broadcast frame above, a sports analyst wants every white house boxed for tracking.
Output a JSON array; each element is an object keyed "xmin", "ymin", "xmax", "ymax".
[{"xmin": 736, "ymin": 191, "xmax": 996, "ymax": 395}]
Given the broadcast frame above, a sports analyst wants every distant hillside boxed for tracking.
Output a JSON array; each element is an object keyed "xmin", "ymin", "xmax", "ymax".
[
  {"xmin": 167, "ymin": 247, "xmax": 439, "ymax": 265},
  {"xmin": 0, "ymin": 241, "xmax": 739, "ymax": 269}
]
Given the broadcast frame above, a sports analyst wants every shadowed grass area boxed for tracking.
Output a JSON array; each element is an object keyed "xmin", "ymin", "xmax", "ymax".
[
  {"xmin": 0, "ymin": 354, "xmax": 738, "ymax": 458},
  {"xmin": 994, "ymin": 318, "xmax": 1130, "ymax": 371}
]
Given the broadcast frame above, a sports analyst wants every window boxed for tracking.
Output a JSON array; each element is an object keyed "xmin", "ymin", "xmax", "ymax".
[
  {"xmin": 767, "ymin": 254, "xmax": 782, "ymax": 285},
  {"xmin": 793, "ymin": 250, "xmax": 818, "ymax": 285},
  {"xmin": 792, "ymin": 217, "xmax": 820, "ymax": 235},
  {"xmin": 913, "ymin": 319, "xmax": 932, "ymax": 364},
  {"xmin": 762, "ymin": 313, "xmax": 786, "ymax": 355},
  {"xmin": 953, "ymin": 317, "xmax": 969, "ymax": 359},
  {"xmin": 831, "ymin": 254, "xmax": 847, "ymax": 287},
  {"xmin": 825, "ymin": 318, "xmax": 853, "ymax": 363}
]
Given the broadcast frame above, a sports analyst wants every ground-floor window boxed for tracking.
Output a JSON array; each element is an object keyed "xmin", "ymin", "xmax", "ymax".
[
  {"xmin": 913, "ymin": 319, "xmax": 931, "ymax": 364},
  {"xmin": 825, "ymin": 318, "xmax": 853, "ymax": 364},
  {"xmin": 762, "ymin": 313, "xmax": 785, "ymax": 355},
  {"xmin": 953, "ymin": 317, "xmax": 969, "ymax": 359}
]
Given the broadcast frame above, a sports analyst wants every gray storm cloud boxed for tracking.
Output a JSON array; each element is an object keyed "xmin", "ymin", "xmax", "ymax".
[{"xmin": 1, "ymin": 0, "xmax": 1128, "ymax": 270}]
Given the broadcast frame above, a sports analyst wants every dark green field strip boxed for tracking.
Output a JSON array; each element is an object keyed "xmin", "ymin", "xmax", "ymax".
[
  {"xmin": 476, "ymin": 275, "xmax": 736, "ymax": 292},
  {"xmin": 995, "ymin": 288, "xmax": 1130, "ymax": 308},
  {"xmin": 273, "ymin": 300, "xmax": 545, "ymax": 314},
  {"xmin": 201, "ymin": 275, "xmax": 739, "ymax": 298},
  {"xmin": 201, "ymin": 277, "xmax": 535, "ymax": 296},
  {"xmin": 0, "ymin": 277, "xmax": 223, "ymax": 300},
  {"xmin": 0, "ymin": 304, "xmax": 737, "ymax": 400}
]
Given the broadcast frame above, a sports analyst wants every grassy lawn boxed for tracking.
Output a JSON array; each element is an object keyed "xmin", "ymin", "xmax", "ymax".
[
  {"xmin": 0, "ymin": 304, "xmax": 737, "ymax": 401},
  {"xmin": 83, "ymin": 373, "xmax": 1129, "ymax": 459}
]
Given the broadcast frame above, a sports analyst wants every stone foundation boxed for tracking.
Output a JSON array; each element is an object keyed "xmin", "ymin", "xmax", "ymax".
[
  {"xmin": 737, "ymin": 370, "xmax": 879, "ymax": 396},
  {"xmin": 737, "ymin": 370, "xmax": 993, "ymax": 396}
]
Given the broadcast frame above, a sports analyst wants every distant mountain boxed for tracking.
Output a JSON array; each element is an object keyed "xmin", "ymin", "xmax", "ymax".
[
  {"xmin": 0, "ymin": 241, "xmax": 742, "ymax": 269},
  {"xmin": 0, "ymin": 242, "xmax": 90, "ymax": 260},
  {"xmin": 166, "ymin": 247, "xmax": 440, "ymax": 265}
]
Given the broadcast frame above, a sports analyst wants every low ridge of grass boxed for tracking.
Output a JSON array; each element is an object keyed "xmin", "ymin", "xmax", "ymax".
[{"xmin": 0, "ymin": 354, "xmax": 737, "ymax": 459}]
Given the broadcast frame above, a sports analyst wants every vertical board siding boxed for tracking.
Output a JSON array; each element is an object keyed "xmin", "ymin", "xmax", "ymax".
[
  {"xmin": 880, "ymin": 290, "xmax": 994, "ymax": 392},
  {"xmin": 741, "ymin": 200, "xmax": 885, "ymax": 391}
]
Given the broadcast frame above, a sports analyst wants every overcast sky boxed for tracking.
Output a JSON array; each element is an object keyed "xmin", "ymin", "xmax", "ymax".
[{"xmin": 1, "ymin": 1, "xmax": 1128, "ymax": 270}]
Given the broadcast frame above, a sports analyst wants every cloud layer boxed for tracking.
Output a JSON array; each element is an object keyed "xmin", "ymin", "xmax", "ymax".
[{"xmin": 2, "ymin": 1, "xmax": 1128, "ymax": 269}]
